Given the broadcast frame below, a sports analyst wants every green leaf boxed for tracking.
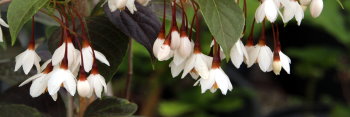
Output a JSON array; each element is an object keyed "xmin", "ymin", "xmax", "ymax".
[
  {"xmin": 86, "ymin": 16, "xmax": 129, "ymax": 82},
  {"xmin": 7, "ymin": 0, "xmax": 49, "ymax": 45},
  {"xmin": 0, "ymin": 104, "xmax": 41, "ymax": 117},
  {"xmin": 197, "ymin": 0, "xmax": 245, "ymax": 60},
  {"xmin": 84, "ymin": 97, "xmax": 137, "ymax": 117}
]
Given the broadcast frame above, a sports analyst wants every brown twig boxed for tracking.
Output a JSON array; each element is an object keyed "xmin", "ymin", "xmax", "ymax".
[{"xmin": 125, "ymin": 39, "xmax": 133, "ymax": 100}]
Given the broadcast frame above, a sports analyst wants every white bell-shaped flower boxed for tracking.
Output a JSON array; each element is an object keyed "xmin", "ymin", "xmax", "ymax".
[
  {"xmin": 87, "ymin": 66, "xmax": 108, "ymax": 98},
  {"xmin": 153, "ymin": 31, "xmax": 165, "ymax": 58},
  {"xmin": 255, "ymin": 0, "xmax": 279, "ymax": 23},
  {"xmin": 77, "ymin": 69, "xmax": 92, "ymax": 98},
  {"xmin": 156, "ymin": 38, "xmax": 173, "ymax": 61},
  {"xmin": 198, "ymin": 50, "xmax": 232, "ymax": 95},
  {"xmin": 169, "ymin": 60, "xmax": 186, "ymax": 78},
  {"xmin": 52, "ymin": 37, "xmax": 79, "ymax": 68},
  {"xmin": 310, "ymin": 0, "xmax": 323, "ymax": 18},
  {"xmin": 281, "ymin": 0, "xmax": 304, "ymax": 25},
  {"xmin": 81, "ymin": 40, "xmax": 110, "ymax": 72},
  {"xmin": 19, "ymin": 62, "xmax": 57, "ymax": 100},
  {"xmin": 182, "ymin": 52, "xmax": 212, "ymax": 79},
  {"xmin": 272, "ymin": 51, "xmax": 291, "ymax": 75},
  {"xmin": 14, "ymin": 41, "xmax": 41, "ymax": 75},
  {"xmin": 230, "ymin": 40, "xmax": 249, "ymax": 68}
]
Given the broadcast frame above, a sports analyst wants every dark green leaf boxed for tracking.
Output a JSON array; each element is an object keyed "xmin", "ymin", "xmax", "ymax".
[
  {"xmin": 0, "ymin": 104, "xmax": 41, "ymax": 117},
  {"xmin": 7, "ymin": 0, "xmax": 50, "ymax": 45},
  {"xmin": 197, "ymin": 0, "xmax": 245, "ymax": 60},
  {"xmin": 84, "ymin": 97, "xmax": 137, "ymax": 117},
  {"xmin": 86, "ymin": 16, "xmax": 129, "ymax": 82},
  {"xmin": 104, "ymin": 2, "xmax": 161, "ymax": 57}
]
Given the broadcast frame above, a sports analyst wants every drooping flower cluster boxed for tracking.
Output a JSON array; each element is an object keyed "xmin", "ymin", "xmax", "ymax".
[
  {"xmin": 255, "ymin": 0, "xmax": 323, "ymax": 25},
  {"xmin": 152, "ymin": 0, "xmax": 323, "ymax": 95},
  {"xmin": 17, "ymin": 9, "xmax": 109, "ymax": 101}
]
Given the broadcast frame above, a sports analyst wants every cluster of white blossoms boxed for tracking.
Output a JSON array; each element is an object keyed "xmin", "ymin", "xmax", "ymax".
[
  {"xmin": 255, "ymin": 0, "xmax": 323, "ymax": 25},
  {"xmin": 153, "ymin": 1, "xmax": 234, "ymax": 95},
  {"xmin": 153, "ymin": 0, "xmax": 324, "ymax": 95},
  {"xmin": 107, "ymin": 0, "xmax": 151, "ymax": 14},
  {"xmin": 17, "ymin": 15, "xmax": 110, "ymax": 101}
]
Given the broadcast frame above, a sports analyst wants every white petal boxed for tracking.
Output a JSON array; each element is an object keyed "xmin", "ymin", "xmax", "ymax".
[
  {"xmin": 214, "ymin": 68, "xmax": 232, "ymax": 95},
  {"xmin": 190, "ymin": 71, "xmax": 199, "ymax": 80},
  {"xmin": 295, "ymin": 3, "xmax": 304, "ymax": 26},
  {"xmin": 41, "ymin": 59, "xmax": 52, "ymax": 72},
  {"xmin": 255, "ymin": 3, "xmax": 266, "ymax": 23},
  {"xmin": 77, "ymin": 80, "xmax": 92, "ymax": 97},
  {"xmin": 173, "ymin": 50, "xmax": 186, "ymax": 65},
  {"xmin": 179, "ymin": 37, "xmax": 192, "ymax": 58},
  {"xmin": 194, "ymin": 54, "xmax": 210, "ymax": 79},
  {"xmin": 0, "ymin": 18, "xmax": 9, "ymax": 28},
  {"xmin": 246, "ymin": 46, "xmax": 259, "ymax": 67},
  {"xmin": 22, "ymin": 50, "xmax": 36, "ymax": 74},
  {"xmin": 126, "ymin": 0, "xmax": 137, "ymax": 14},
  {"xmin": 82, "ymin": 47, "xmax": 94, "ymax": 72},
  {"xmin": 181, "ymin": 54, "xmax": 196, "ymax": 78},
  {"xmin": 51, "ymin": 93, "xmax": 58, "ymax": 101},
  {"xmin": 153, "ymin": 38, "xmax": 164, "ymax": 57},
  {"xmin": 52, "ymin": 44, "xmax": 65, "ymax": 66},
  {"xmin": 230, "ymin": 42, "xmax": 244, "ymax": 68},
  {"xmin": 14, "ymin": 50, "xmax": 26, "ymax": 71},
  {"xmin": 67, "ymin": 43, "xmax": 77, "ymax": 67},
  {"xmin": 200, "ymin": 69, "xmax": 216, "ymax": 93},
  {"xmin": 63, "ymin": 74, "xmax": 77, "ymax": 96},
  {"xmin": 170, "ymin": 31, "xmax": 181, "ymax": 49},
  {"xmin": 95, "ymin": 50, "xmax": 110, "ymax": 66},
  {"xmin": 19, "ymin": 73, "xmax": 44, "ymax": 87},
  {"xmin": 170, "ymin": 61, "xmax": 185, "ymax": 78},
  {"xmin": 282, "ymin": 0, "xmax": 295, "ymax": 23},
  {"xmin": 157, "ymin": 45, "xmax": 172, "ymax": 61},
  {"xmin": 30, "ymin": 76, "xmax": 48, "ymax": 97},
  {"xmin": 279, "ymin": 51, "xmax": 291, "ymax": 74},
  {"xmin": 264, "ymin": 0, "xmax": 278, "ymax": 22},
  {"xmin": 0, "ymin": 26, "xmax": 3, "ymax": 42},
  {"xmin": 257, "ymin": 46, "xmax": 273, "ymax": 72},
  {"xmin": 310, "ymin": 0, "xmax": 323, "ymax": 18}
]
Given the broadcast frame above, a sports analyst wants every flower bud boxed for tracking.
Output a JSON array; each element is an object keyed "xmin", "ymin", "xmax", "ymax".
[{"xmin": 310, "ymin": 0, "xmax": 323, "ymax": 18}]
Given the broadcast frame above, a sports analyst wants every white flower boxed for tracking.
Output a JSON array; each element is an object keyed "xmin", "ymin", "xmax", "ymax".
[
  {"xmin": 126, "ymin": 0, "xmax": 137, "ymax": 14},
  {"xmin": 18, "ymin": 62, "xmax": 57, "ymax": 101},
  {"xmin": 108, "ymin": 0, "xmax": 128, "ymax": 12},
  {"xmin": 173, "ymin": 40, "xmax": 193, "ymax": 65},
  {"xmin": 182, "ymin": 53, "xmax": 212, "ymax": 79},
  {"xmin": 153, "ymin": 33, "xmax": 165, "ymax": 58},
  {"xmin": 15, "ymin": 49, "xmax": 41, "ymax": 74},
  {"xmin": 169, "ymin": 60, "xmax": 185, "ymax": 78},
  {"xmin": 157, "ymin": 43, "xmax": 173, "ymax": 61},
  {"xmin": 245, "ymin": 45, "xmax": 258, "ymax": 68},
  {"xmin": 77, "ymin": 79, "xmax": 91, "ymax": 97},
  {"xmin": 199, "ymin": 68, "xmax": 233, "ymax": 95},
  {"xmin": 87, "ymin": 72, "xmax": 107, "ymax": 98},
  {"xmin": 248, "ymin": 45, "xmax": 273, "ymax": 72},
  {"xmin": 310, "ymin": 0, "xmax": 323, "ymax": 18},
  {"xmin": 272, "ymin": 51, "xmax": 291, "ymax": 75},
  {"xmin": 81, "ymin": 45, "xmax": 110, "ymax": 72},
  {"xmin": 52, "ymin": 39, "xmax": 80, "ymax": 68},
  {"xmin": 0, "ymin": 18, "xmax": 9, "ymax": 42},
  {"xmin": 170, "ymin": 29, "xmax": 181, "ymax": 50},
  {"xmin": 281, "ymin": 0, "xmax": 304, "ymax": 25},
  {"xmin": 48, "ymin": 67, "xmax": 77, "ymax": 97},
  {"xmin": 230, "ymin": 40, "xmax": 249, "ymax": 68},
  {"xmin": 255, "ymin": 0, "xmax": 279, "ymax": 23}
]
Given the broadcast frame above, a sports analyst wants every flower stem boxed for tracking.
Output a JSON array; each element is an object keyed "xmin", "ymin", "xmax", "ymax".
[{"xmin": 125, "ymin": 39, "xmax": 134, "ymax": 100}]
